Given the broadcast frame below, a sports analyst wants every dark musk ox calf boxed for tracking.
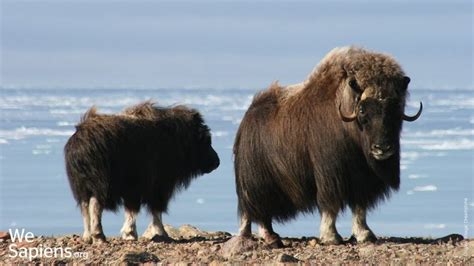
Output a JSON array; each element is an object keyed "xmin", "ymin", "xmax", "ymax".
[
  {"xmin": 233, "ymin": 47, "xmax": 422, "ymax": 247},
  {"xmin": 65, "ymin": 102, "xmax": 220, "ymax": 243}
]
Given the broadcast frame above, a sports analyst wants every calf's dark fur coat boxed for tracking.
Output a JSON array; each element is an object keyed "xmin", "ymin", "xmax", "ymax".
[{"xmin": 65, "ymin": 102, "xmax": 219, "ymax": 242}]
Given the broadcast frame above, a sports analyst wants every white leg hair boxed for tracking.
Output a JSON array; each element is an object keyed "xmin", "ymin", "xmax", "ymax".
[
  {"xmin": 120, "ymin": 208, "xmax": 138, "ymax": 240},
  {"xmin": 89, "ymin": 197, "xmax": 106, "ymax": 243},
  {"xmin": 352, "ymin": 206, "xmax": 376, "ymax": 243},
  {"xmin": 80, "ymin": 201, "xmax": 91, "ymax": 243},
  {"xmin": 238, "ymin": 213, "xmax": 252, "ymax": 237},
  {"xmin": 320, "ymin": 210, "xmax": 342, "ymax": 245},
  {"xmin": 142, "ymin": 211, "xmax": 168, "ymax": 239}
]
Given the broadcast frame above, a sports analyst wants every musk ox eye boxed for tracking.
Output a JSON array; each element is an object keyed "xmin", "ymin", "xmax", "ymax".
[
  {"xmin": 349, "ymin": 79, "xmax": 356, "ymax": 87},
  {"xmin": 348, "ymin": 79, "xmax": 360, "ymax": 92},
  {"xmin": 359, "ymin": 106, "xmax": 365, "ymax": 114}
]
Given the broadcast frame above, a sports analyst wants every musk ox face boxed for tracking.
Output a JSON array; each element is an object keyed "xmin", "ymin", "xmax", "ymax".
[
  {"xmin": 340, "ymin": 76, "xmax": 422, "ymax": 182},
  {"xmin": 356, "ymin": 97, "xmax": 403, "ymax": 161},
  {"xmin": 196, "ymin": 125, "xmax": 220, "ymax": 174}
]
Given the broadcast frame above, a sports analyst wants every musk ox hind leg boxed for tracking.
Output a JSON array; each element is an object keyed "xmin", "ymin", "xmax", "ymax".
[
  {"xmin": 351, "ymin": 206, "xmax": 377, "ymax": 243},
  {"xmin": 89, "ymin": 197, "xmax": 106, "ymax": 243},
  {"xmin": 320, "ymin": 210, "xmax": 343, "ymax": 245},
  {"xmin": 80, "ymin": 201, "xmax": 92, "ymax": 243},
  {"xmin": 258, "ymin": 220, "xmax": 284, "ymax": 248},
  {"xmin": 238, "ymin": 213, "xmax": 252, "ymax": 238},
  {"xmin": 120, "ymin": 208, "xmax": 138, "ymax": 240},
  {"xmin": 142, "ymin": 211, "xmax": 171, "ymax": 241}
]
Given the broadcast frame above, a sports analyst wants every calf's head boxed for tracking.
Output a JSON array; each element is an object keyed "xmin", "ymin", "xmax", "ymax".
[{"xmin": 192, "ymin": 114, "xmax": 220, "ymax": 174}]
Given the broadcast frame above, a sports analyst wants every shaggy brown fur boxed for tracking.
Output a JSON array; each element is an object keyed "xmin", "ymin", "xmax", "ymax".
[
  {"xmin": 233, "ymin": 46, "xmax": 422, "ymax": 246},
  {"xmin": 65, "ymin": 101, "xmax": 220, "ymax": 241}
]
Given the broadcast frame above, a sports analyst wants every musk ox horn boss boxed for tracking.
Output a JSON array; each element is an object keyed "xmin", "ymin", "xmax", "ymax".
[
  {"xmin": 233, "ymin": 47, "xmax": 422, "ymax": 247},
  {"xmin": 65, "ymin": 101, "xmax": 220, "ymax": 243}
]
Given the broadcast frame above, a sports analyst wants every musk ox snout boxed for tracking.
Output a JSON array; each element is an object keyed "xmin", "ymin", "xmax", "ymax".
[
  {"xmin": 370, "ymin": 143, "xmax": 394, "ymax": 161},
  {"xmin": 201, "ymin": 146, "xmax": 220, "ymax": 174}
]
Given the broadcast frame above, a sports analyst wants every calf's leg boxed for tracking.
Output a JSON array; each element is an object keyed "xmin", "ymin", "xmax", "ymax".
[
  {"xmin": 258, "ymin": 219, "xmax": 284, "ymax": 248},
  {"xmin": 120, "ymin": 208, "xmax": 138, "ymax": 240},
  {"xmin": 351, "ymin": 206, "xmax": 376, "ymax": 243},
  {"xmin": 80, "ymin": 200, "xmax": 91, "ymax": 243},
  {"xmin": 143, "ymin": 211, "xmax": 168, "ymax": 239},
  {"xmin": 320, "ymin": 210, "xmax": 343, "ymax": 245},
  {"xmin": 238, "ymin": 213, "xmax": 252, "ymax": 237},
  {"xmin": 89, "ymin": 196, "xmax": 106, "ymax": 243}
]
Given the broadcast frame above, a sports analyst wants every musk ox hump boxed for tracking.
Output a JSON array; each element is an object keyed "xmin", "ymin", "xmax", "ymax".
[
  {"xmin": 123, "ymin": 101, "xmax": 157, "ymax": 119},
  {"xmin": 80, "ymin": 106, "xmax": 99, "ymax": 123}
]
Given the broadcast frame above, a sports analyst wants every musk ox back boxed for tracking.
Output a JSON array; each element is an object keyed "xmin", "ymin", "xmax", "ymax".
[
  {"xmin": 232, "ymin": 47, "xmax": 422, "ymax": 247},
  {"xmin": 65, "ymin": 101, "xmax": 220, "ymax": 243}
]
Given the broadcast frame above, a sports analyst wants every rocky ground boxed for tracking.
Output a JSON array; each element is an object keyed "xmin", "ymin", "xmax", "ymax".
[{"xmin": 0, "ymin": 225, "xmax": 472, "ymax": 264}]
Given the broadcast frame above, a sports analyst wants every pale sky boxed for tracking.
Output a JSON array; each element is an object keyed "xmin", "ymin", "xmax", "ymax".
[{"xmin": 1, "ymin": 0, "xmax": 472, "ymax": 89}]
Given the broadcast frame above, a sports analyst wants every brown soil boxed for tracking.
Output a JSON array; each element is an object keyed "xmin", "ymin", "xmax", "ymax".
[{"xmin": 0, "ymin": 225, "xmax": 472, "ymax": 264}]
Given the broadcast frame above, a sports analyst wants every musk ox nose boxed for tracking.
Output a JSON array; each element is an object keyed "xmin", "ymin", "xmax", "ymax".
[
  {"xmin": 210, "ymin": 156, "xmax": 220, "ymax": 170},
  {"xmin": 203, "ymin": 149, "xmax": 220, "ymax": 173},
  {"xmin": 370, "ymin": 144, "xmax": 394, "ymax": 161}
]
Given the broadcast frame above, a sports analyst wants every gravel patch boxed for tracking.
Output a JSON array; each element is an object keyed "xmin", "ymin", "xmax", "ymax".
[{"xmin": 0, "ymin": 225, "xmax": 471, "ymax": 264}]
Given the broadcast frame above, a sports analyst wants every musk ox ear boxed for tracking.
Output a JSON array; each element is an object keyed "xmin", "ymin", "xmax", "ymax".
[{"xmin": 402, "ymin": 76, "xmax": 411, "ymax": 90}]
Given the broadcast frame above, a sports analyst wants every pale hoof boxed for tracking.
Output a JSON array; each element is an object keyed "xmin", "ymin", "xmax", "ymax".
[
  {"xmin": 121, "ymin": 232, "xmax": 138, "ymax": 241},
  {"xmin": 92, "ymin": 233, "xmax": 107, "ymax": 244},
  {"xmin": 320, "ymin": 233, "xmax": 343, "ymax": 245},
  {"xmin": 142, "ymin": 230, "xmax": 168, "ymax": 240},
  {"xmin": 82, "ymin": 234, "xmax": 92, "ymax": 244},
  {"xmin": 354, "ymin": 230, "xmax": 377, "ymax": 243}
]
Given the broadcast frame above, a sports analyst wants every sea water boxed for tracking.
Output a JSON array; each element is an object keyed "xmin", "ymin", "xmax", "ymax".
[{"xmin": 0, "ymin": 87, "xmax": 472, "ymax": 238}]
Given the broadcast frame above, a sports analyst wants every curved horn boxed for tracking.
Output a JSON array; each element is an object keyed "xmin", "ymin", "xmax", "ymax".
[
  {"xmin": 339, "ymin": 103, "xmax": 357, "ymax": 122},
  {"xmin": 403, "ymin": 102, "xmax": 423, "ymax": 122}
]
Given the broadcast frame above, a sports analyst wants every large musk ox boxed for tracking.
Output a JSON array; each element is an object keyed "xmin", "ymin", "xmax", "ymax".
[
  {"xmin": 233, "ymin": 47, "xmax": 422, "ymax": 247},
  {"xmin": 65, "ymin": 102, "xmax": 220, "ymax": 243}
]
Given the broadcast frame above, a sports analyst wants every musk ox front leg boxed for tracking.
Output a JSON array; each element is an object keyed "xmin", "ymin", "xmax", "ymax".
[
  {"xmin": 320, "ymin": 210, "xmax": 343, "ymax": 245},
  {"xmin": 258, "ymin": 220, "xmax": 284, "ymax": 248},
  {"xmin": 120, "ymin": 208, "xmax": 138, "ymax": 240},
  {"xmin": 142, "ymin": 211, "xmax": 169, "ymax": 240},
  {"xmin": 351, "ymin": 206, "xmax": 377, "ymax": 243},
  {"xmin": 89, "ymin": 197, "xmax": 106, "ymax": 243}
]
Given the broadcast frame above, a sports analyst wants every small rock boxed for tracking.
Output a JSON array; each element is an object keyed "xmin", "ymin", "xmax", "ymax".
[
  {"xmin": 276, "ymin": 253, "xmax": 299, "ymax": 263},
  {"xmin": 197, "ymin": 248, "xmax": 209, "ymax": 256},
  {"xmin": 0, "ymin": 231, "xmax": 11, "ymax": 242},
  {"xmin": 191, "ymin": 242, "xmax": 202, "ymax": 249},
  {"xmin": 252, "ymin": 251, "xmax": 258, "ymax": 260},
  {"xmin": 308, "ymin": 239, "xmax": 318, "ymax": 247},
  {"xmin": 179, "ymin": 224, "xmax": 209, "ymax": 239},
  {"xmin": 434, "ymin": 234, "xmax": 464, "ymax": 244},
  {"xmin": 151, "ymin": 234, "xmax": 173, "ymax": 243},
  {"xmin": 121, "ymin": 252, "xmax": 160, "ymax": 263},
  {"xmin": 209, "ymin": 260, "xmax": 220, "ymax": 266},
  {"xmin": 210, "ymin": 245, "xmax": 221, "ymax": 252},
  {"xmin": 221, "ymin": 236, "xmax": 259, "ymax": 258},
  {"xmin": 358, "ymin": 246, "xmax": 375, "ymax": 257}
]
